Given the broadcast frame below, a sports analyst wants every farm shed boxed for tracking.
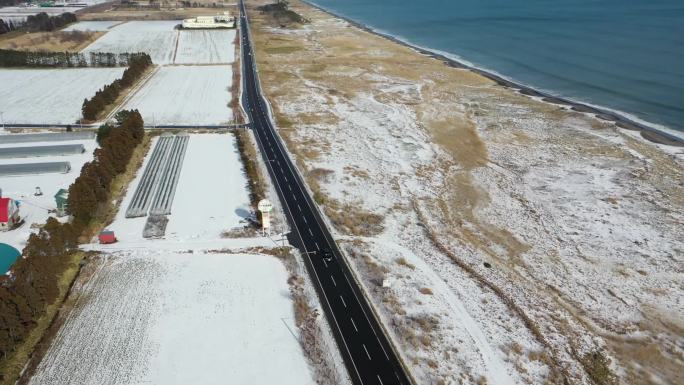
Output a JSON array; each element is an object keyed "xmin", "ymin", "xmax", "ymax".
[
  {"xmin": 0, "ymin": 144, "xmax": 86, "ymax": 159},
  {"xmin": 0, "ymin": 162, "xmax": 71, "ymax": 177},
  {"xmin": 0, "ymin": 243, "xmax": 21, "ymax": 274},
  {"xmin": 0, "ymin": 132, "xmax": 95, "ymax": 145},
  {"xmin": 54, "ymin": 188, "xmax": 69, "ymax": 217},
  {"xmin": 0, "ymin": 197, "xmax": 20, "ymax": 232},
  {"xmin": 98, "ymin": 231, "xmax": 117, "ymax": 244}
]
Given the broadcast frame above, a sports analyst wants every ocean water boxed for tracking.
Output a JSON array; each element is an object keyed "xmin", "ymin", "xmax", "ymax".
[{"xmin": 309, "ymin": 0, "xmax": 684, "ymax": 133}]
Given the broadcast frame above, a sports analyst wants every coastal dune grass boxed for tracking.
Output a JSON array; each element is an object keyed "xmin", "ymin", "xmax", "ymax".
[{"xmin": 245, "ymin": 1, "xmax": 683, "ymax": 384}]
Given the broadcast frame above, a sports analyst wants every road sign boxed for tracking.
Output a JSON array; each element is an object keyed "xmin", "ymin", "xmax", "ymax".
[
  {"xmin": 257, "ymin": 199, "xmax": 273, "ymax": 213},
  {"xmin": 258, "ymin": 199, "xmax": 273, "ymax": 230}
]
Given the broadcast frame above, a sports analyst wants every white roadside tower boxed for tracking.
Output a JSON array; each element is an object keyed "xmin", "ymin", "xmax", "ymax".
[{"xmin": 257, "ymin": 199, "xmax": 273, "ymax": 235}]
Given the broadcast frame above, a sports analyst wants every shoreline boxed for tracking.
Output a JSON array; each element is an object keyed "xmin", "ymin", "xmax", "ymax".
[{"xmin": 300, "ymin": 0, "xmax": 683, "ymax": 148}]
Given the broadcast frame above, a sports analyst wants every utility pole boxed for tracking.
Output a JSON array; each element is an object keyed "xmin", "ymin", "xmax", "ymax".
[{"xmin": 0, "ymin": 111, "xmax": 4, "ymax": 131}]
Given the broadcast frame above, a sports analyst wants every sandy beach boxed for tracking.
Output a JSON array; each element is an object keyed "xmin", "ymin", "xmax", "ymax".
[{"xmin": 247, "ymin": 1, "xmax": 683, "ymax": 384}]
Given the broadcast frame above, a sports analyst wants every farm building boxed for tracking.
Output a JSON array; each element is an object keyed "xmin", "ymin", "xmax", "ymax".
[
  {"xmin": 182, "ymin": 12, "xmax": 235, "ymax": 29},
  {"xmin": 0, "ymin": 197, "xmax": 20, "ymax": 231},
  {"xmin": 0, "ymin": 162, "xmax": 71, "ymax": 177},
  {"xmin": 0, "ymin": 132, "xmax": 95, "ymax": 145},
  {"xmin": 0, "ymin": 243, "xmax": 21, "ymax": 274},
  {"xmin": 0, "ymin": 144, "xmax": 86, "ymax": 159},
  {"xmin": 98, "ymin": 230, "xmax": 117, "ymax": 244},
  {"xmin": 55, "ymin": 188, "xmax": 69, "ymax": 217}
]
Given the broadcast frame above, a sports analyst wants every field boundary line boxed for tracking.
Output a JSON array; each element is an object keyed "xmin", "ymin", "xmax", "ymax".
[
  {"xmin": 102, "ymin": 65, "xmax": 160, "ymax": 123},
  {"xmin": 172, "ymin": 29, "xmax": 180, "ymax": 64}
]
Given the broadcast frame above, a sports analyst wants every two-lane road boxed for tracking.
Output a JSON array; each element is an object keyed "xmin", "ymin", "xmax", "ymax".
[{"xmin": 238, "ymin": 2, "xmax": 411, "ymax": 385}]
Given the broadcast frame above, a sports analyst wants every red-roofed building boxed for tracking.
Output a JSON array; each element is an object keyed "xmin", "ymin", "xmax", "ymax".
[
  {"xmin": 98, "ymin": 230, "xmax": 117, "ymax": 244},
  {"xmin": 0, "ymin": 197, "xmax": 19, "ymax": 232}
]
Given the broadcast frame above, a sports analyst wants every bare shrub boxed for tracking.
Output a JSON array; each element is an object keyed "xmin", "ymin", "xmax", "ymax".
[
  {"xmin": 581, "ymin": 350, "xmax": 618, "ymax": 385},
  {"xmin": 324, "ymin": 203, "xmax": 384, "ymax": 236},
  {"xmin": 57, "ymin": 31, "xmax": 90, "ymax": 44},
  {"xmin": 235, "ymin": 129, "xmax": 266, "ymax": 208},
  {"xmin": 395, "ymin": 257, "xmax": 416, "ymax": 270},
  {"xmin": 286, "ymin": 272, "xmax": 340, "ymax": 384},
  {"xmin": 308, "ymin": 167, "xmax": 334, "ymax": 182},
  {"xmin": 508, "ymin": 342, "xmax": 523, "ymax": 355},
  {"xmin": 419, "ymin": 287, "xmax": 433, "ymax": 295},
  {"xmin": 413, "ymin": 315, "xmax": 439, "ymax": 334},
  {"xmin": 221, "ymin": 226, "xmax": 257, "ymax": 238}
]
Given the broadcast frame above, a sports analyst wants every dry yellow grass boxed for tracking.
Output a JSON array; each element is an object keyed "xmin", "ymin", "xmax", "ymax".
[
  {"xmin": 247, "ymin": 1, "xmax": 683, "ymax": 384},
  {"xmin": 80, "ymin": 6, "xmax": 237, "ymax": 21},
  {"xmin": 0, "ymin": 31, "xmax": 104, "ymax": 52}
]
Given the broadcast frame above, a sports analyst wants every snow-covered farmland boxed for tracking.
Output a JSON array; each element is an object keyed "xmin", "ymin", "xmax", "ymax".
[
  {"xmin": 28, "ymin": 251, "xmax": 316, "ymax": 385},
  {"xmin": 0, "ymin": 68, "xmax": 125, "ymax": 124},
  {"xmin": 63, "ymin": 20, "xmax": 122, "ymax": 32},
  {"xmin": 174, "ymin": 29, "xmax": 236, "ymax": 64},
  {"xmin": 26, "ymin": 130, "xmax": 318, "ymax": 385},
  {"xmin": 121, "ymin": 66, "xmax": 233, "ymax": 126},
  {"xmin": 166, "ymin": 134, "xmax": 250, "ymax": 239},
  {"xmin": 108, "ymin": 133, "xmax": 250, "ymax": 243},
  {"xmin": 0, "ymin": 136, "xmax": 97, "ymax": 252},
  {"xmin": 82, "ymin": 21, "xmax": 180, "ymax": 65},
  {"xmin": 76, "ymin": 20, "xmax": 236, "ymax": 65}
]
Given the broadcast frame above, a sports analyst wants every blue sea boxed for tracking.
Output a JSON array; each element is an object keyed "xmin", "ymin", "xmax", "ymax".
[{"xmin": 309, "ymin": 0, "xmax": 684, "ymax": 133}]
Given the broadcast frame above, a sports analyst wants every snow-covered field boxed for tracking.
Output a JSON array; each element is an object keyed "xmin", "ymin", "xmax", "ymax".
[
  {"xmin": 0, "ymin": 136, "xmax": 96, "ymax": 252},
  {"xmin": 0, "ymin": 0, "xmax": 106, "ymax": 22},
  {"xmin": 28, "ymin": 251, "xmax": 315, "ymax": 385},
  {"xmin": 77, "ymin": 20, "xmax": 236, "ymax": 66},
  {"xmin": 108, "ymin": 133, "xmax": 250, "ymax": 243},
  {"xmin": 0, "ymin": 6, "xmax": 81, "ymax": 22},
  {"xmin": 26, "ymin": 130, "xmax": 325, "ymax": 385},
  {"xmin": 175, "ymin": 29, "xmax": 236, "ymax": 64},
  {"xmin": 82, "ymin": 21, "xmax": 180, "ymax": 65},
  {"xmin": 120, "ymin": 66, "xmax": 233, "ymax": 126},
  {"xmin": 0, "ymin": 68, "xmax": 125, "ymax": 124}
]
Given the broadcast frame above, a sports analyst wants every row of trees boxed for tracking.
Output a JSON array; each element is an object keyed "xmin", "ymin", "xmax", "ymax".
[
  {"xmin": 0, "ymin": 12, "xmax": 77, "ymax": 36},
  {"xmin": 81, "ymin": 54, "xmax": 153, "ymax": 121},
  {"xmin": 0, "ymin": 19, "xmax": 19, "ymax": 35},
  {"xmin": 24, "ymin": 12, "xmax": 76, "ymax": 32},
  {"xmin": 0, "ymin": 110, "xmax": 145, "ymax": 361},
  {"xmin": 0, "ymin": 218, "xmax": 80, "ymax": 361},
  {"xmin": 0, "ymin": 49, "xmax": 149, "ymax": 68},
  {"xmin": 68, "ymin": 110, "xmax": 145, "ymax": 224},
  {"xmin": 0, "ymin": 0, "xmax": 21, "ymax": 7}
]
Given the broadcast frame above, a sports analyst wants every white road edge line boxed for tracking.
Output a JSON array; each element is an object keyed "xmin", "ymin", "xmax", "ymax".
[{"xmin": 239, "ymin": 10, "xmax": 366, "ymax": 385}]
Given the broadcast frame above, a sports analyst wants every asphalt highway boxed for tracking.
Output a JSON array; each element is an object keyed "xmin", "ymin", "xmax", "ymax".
[{"xmin": 238, "ymin": 2, "xmax": 411, "ymax": 385}]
